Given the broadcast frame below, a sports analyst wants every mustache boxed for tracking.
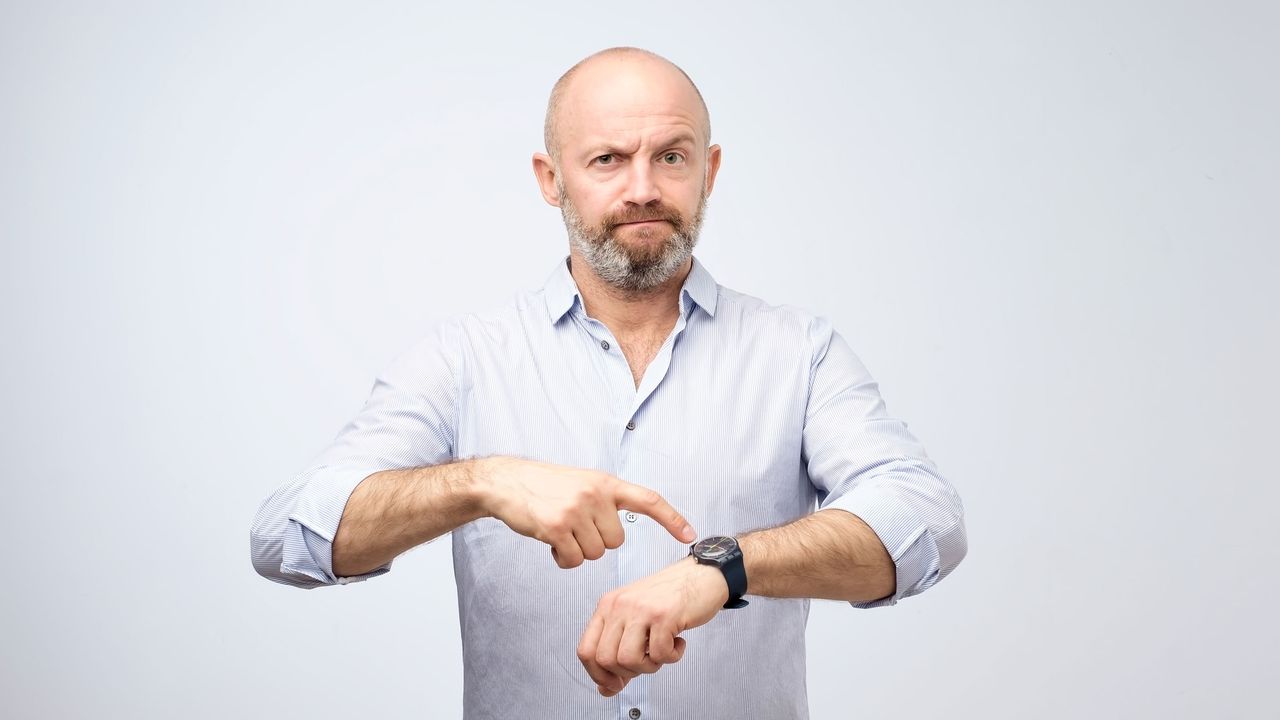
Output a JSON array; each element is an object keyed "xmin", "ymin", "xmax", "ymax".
[{"xmin": 603, "ymin": 205, "xmax": 686, "ymax": 229}]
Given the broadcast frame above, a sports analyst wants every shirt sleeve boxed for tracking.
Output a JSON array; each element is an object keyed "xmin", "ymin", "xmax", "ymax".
[
  {"xmin": 801, "ymin": 316, "xmax": 968, "ymax": 608},
  {"xmin": 250, "ymin": 321, "xmax": 462, "ymax": 589}
]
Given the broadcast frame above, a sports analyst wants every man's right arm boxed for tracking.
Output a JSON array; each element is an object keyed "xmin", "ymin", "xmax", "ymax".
[
  {"xmin": 254, "ymin": 452, "xmax": 697, "ymax": 587},
  {"xmin": 332, "ymin": 456, "xmax": 698, "ymax": 578}
]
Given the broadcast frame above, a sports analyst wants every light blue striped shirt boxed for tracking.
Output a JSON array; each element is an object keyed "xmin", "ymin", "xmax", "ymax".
[{"xmin": 251, "ymin": 254, "xmax": 967, "ymax": 720}]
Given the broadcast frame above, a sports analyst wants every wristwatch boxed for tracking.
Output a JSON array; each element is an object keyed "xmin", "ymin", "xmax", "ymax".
[{"xmin": 690, "ymin": 536, "xmax": 749, "ymax": 609}]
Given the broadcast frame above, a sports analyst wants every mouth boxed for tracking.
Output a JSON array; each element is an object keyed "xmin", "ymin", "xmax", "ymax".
[{"xmin": 617, "ymin": 219, "xmax": 668, "ymax": 227}]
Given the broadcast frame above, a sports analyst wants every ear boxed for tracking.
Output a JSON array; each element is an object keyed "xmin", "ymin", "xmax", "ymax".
[
  {"xmin": 704, "ymin": 144, "xmax": 723, "ymax": 197},
  {"xmin": 532, "ymin": 152, "xmax": 561, "ymax": 207}
]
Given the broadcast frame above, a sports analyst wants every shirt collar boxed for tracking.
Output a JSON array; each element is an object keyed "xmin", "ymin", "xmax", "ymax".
[{"xmin": 543, "ymin": 254, "xmax": 719, "ymax": 325}]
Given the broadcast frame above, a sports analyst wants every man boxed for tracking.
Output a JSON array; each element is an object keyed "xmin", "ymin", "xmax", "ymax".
[{"xmin": 251, "ymin": 47, "xmax": 967, "ymax": 719}]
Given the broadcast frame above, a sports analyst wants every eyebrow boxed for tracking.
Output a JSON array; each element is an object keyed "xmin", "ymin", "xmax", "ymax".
[{"xmin": 656, "ymin": 132, "xmax": 698, "ymax": 149}]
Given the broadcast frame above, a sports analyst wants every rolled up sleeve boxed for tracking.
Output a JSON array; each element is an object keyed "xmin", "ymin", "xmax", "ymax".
[
  {"xmin": 802, "ymin": 317, "xmax": 967, "ymax": 608},
  {"xmin": 250, "ymin": 322, "xmax": 461, "ymax": 589}
]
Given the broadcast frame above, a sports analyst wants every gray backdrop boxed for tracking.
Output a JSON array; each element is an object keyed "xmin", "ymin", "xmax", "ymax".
[{"xmin": 2, "ymin": 1, "xmax": 1275, "ymax": 718}]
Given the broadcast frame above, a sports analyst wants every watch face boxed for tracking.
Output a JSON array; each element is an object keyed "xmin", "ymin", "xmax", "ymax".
[{"xmin": 693, "ymin": 536, "xmax": 737, "ymax": 560}]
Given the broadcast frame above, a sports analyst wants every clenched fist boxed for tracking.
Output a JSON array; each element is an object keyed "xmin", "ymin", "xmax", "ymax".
[{"xmin": 473, "ymin": 456, "xmax": 696, "ymax": 568}]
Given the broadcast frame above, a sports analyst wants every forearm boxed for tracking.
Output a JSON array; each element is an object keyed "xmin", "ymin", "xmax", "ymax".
[
  {"xmin": 738, "ymin": 508, "xmax": 894, "ymax": 603},
  {"xmin": 331, "ymin": 458, "xmax": 487, "ymax": 577}
]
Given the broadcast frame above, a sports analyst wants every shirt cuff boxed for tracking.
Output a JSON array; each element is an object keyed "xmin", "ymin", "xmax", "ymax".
[
  {"xmin": 282, "ymin": 465, "xmax": 393, "ymax": 586},
  {"xmin": 293, "ymin": 522, "xmax": 391, "ymax": 585},
  {"xmin": 821, "ymin": 482, "xmax": 942, "ymax": 609}
]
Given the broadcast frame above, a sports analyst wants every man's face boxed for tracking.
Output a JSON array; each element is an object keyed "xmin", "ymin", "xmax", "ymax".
[{"xmin": 538, "ymin": 57, "xmax": 721, "ymax": 293}]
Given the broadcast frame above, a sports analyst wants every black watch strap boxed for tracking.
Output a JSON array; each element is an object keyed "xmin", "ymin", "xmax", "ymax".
[{"xmin": 722, "ymin": 556, "xmax": 749, "ymax": 609}]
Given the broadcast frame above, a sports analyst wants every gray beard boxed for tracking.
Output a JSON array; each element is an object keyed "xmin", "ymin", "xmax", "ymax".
[{"xmin": 557, "ymin": 178, "xmax": 707, "ymax": 293}]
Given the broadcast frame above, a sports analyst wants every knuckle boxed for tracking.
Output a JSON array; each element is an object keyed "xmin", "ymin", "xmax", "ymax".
[
  {"xmin": 639, "ymin": 603, "xmax": 664, "ymax": 622},
  {"xmin": 546, "ymin": 515, "xmax": 571, "ymax": 534}
]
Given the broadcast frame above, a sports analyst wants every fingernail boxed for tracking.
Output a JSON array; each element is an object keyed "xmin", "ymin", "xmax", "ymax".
[{"xmin": 682, "ymin": 524, "xmax": 695, "ymax": 540}]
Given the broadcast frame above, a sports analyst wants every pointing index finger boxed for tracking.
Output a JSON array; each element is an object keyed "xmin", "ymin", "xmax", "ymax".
[{"xmin": 612, "ymin": 481, "xmax": 696, "ymax": 543}]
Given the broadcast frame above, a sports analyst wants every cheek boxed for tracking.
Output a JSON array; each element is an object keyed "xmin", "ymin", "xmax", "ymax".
[
  {"xmin": 663, "ymin": 178, "xmax": 703, "ymax": 211},
  {"xmin": 565, "ymin": 187, "xmax": 610, "ymax": 222},
  {"xmin": 572, "ymin": 179, "xmax": 617, "ymax": 209}
]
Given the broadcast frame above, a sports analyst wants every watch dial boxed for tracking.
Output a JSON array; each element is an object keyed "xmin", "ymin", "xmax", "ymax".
[{"xmin": 694, "ymin": 536, "xmax": 734, "ymax": 559}]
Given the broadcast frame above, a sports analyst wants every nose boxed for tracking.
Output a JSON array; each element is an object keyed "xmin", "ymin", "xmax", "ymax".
[{"xmin": 620, "ymin": 160, "xmax": 661, "ymax": 208}]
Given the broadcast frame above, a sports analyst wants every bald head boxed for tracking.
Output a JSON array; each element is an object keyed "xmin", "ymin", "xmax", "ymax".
[{"xmin": 543, "ymin": 47, "xmax": 711, "ymax": 165}]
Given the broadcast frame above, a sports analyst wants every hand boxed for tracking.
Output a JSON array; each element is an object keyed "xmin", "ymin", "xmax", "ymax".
[
  {"xmin": 578, "ymin": 557, "xmax": 730, "ymax": 696},
  {"xmin": 475, "ymin": 456, "xmax": 696, "ymax": 568}
]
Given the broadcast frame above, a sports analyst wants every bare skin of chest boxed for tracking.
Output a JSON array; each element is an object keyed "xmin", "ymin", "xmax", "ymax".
[{"xmin": 617, "ymin": 334, "xmax": 668, "ymax": 388}]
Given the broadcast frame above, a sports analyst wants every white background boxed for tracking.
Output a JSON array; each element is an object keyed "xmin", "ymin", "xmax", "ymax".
[{"xmin": 2, "ymin": 1, "xmax": 1276, "ymax": 718}]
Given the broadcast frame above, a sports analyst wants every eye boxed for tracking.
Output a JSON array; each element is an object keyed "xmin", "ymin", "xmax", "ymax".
[
  {"xmin": 595, "ymin": 154, "xmax": 614, "ymax": 165},
  {"xmin": 661, "ymin": 152, "xmax": 683, "ymax": 165}
]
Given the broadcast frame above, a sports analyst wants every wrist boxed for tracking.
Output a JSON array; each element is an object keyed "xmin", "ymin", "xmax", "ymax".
[
  {"xmin": 680, "ymin": 556, "xmax": 731, "ymax": 606},
  {"xmin": 449, "ymin": 457, "xmax": 501, "ymax": 520}
]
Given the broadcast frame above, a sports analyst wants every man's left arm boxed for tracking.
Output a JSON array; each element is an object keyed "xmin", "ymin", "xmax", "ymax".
[
  {"xmin": 576, "ymin": 509, "xmax": 899, "ymax": 695},
  {"xmin": 764, "ymin": 313, "xmax": 969, "ymax": 608}
]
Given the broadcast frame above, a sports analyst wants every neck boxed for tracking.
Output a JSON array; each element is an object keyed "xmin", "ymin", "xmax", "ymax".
[{"xmin": 567, "ymin": 250, "xmax": 692, "ymax": 336}]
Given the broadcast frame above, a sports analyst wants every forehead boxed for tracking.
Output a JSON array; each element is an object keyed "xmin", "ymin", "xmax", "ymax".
[{"xmin": 558, "ymin": 59, "xmax": 706, "ymax": 149}]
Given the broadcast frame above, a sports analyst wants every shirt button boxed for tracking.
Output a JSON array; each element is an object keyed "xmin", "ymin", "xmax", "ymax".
[
  {"xmin": 624, "ymin": 512, "xmax": 637, "ymax": 523},
  {"xmin": 601, "ymin": 340, "xmax": 611, "ymax": 350},
  {"xmin": 629, "ymin": 708, "xmax": 641, "ymax": 720},
  {"xmin": 625, "ymin": 420, "xmax": 636, "ymax": 431}
]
